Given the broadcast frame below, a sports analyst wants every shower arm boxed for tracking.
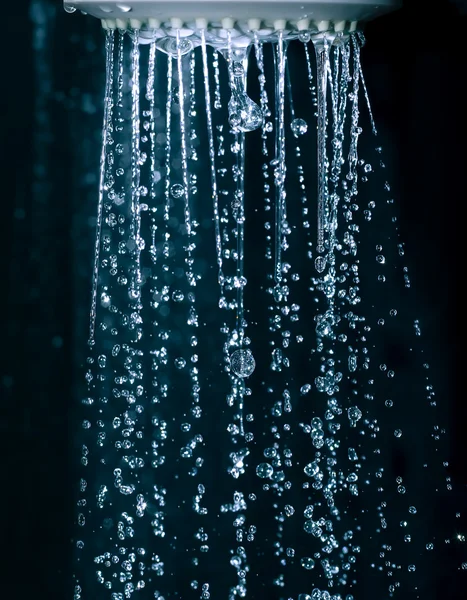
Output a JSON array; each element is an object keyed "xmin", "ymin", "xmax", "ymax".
[{"xmin": 64, "ymin": 1, "xmax": 402, "ymax": 49}]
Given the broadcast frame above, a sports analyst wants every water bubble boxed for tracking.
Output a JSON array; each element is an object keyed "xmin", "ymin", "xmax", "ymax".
[
  {"xmin": 408, "ymin": 564, "xmax": 416, "ymax": 572},
  {"xmin": 256, "ymin": 463, "xmax": 273, "ymax": 479},
  {"xmin": 348, "ymin": 406, "xmax": 362, "ymax": 425},
  {"xmin": 304, "ymin": 462, "xmax": 319, "ymax": 477},
  {"xmin": 300, "ymin": 557, "xmax": 315, "ymax": 570},
  {"xmin": 230, "ymin": 349, "xmax": 256, "ymax": 378},
  {"xmin": 170, "ymin": 184, "xmax": 184, "ymax": 199},
  {"xmin": 174, "ymin": 357, "xmax": 186, "ymax": 369},
  {"xmin": 64, "ymin": 4, "xmax": 77, "ymax": 13},
  {"xmin": 172, "ymin": 290, "xmax": 184, "ymax": 302},
  {"xmin": 119, "ymin": 484, "xmax": 135, "ymax": 496},
  {"xmin": 158, "ymin": 36, "xmax": 193, "ymax": 57},
  {"xmin": 291, "ymin": 118, "xmax": 308, "ymax": 137},
  {"xmin": 394, "ymin": 429, "xmax": 402, "ymax": 438},
  {"xmin": 300, "ymin": 384, "xmax": 312, "ymax": 395}
]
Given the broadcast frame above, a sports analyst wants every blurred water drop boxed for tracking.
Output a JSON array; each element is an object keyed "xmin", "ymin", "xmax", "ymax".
[
  {"xmin": 291, "ymin": 118, "xmax": 308, "ymax": 137},
  {"xmin": 256, "ymin": 463, "xmax": 273, "ymax": 479},
  {"xmin": 300, "ymin": 557, "xmax": 315, "ymax": 570},
  {"xmin": 170, "ymin": 183, "xmax": 184, "ymax": 198}
]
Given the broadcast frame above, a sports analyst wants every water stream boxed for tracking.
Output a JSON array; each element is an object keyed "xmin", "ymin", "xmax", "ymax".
[{"xmin": 72, "ymin": 28, "xmax": 461, "ymax": 600}]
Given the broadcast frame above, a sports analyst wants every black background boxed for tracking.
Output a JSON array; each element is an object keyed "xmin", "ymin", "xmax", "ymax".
[{"xmin": 1, "ymin": 0, "xmax": 466, "ymax": 598}]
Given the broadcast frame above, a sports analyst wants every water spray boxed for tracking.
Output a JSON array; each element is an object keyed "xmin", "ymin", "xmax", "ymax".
[{"xmin": 62, "ymin": 3, "xmax": 464, "ymax": 600}]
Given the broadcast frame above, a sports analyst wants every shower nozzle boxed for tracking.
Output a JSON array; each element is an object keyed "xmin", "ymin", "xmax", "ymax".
[{"xmin": 64, "ymin": 1, "xmax": 401, "ymax": 42}]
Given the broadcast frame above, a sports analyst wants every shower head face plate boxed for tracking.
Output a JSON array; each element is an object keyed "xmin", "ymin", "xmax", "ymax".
[
  {"xmin": 64, "ymin": 0, "xmax": 401, "ymax": 51},
  {"xmin": 65, "ymin": 0, "xmax": 402, "ymax": 27}
]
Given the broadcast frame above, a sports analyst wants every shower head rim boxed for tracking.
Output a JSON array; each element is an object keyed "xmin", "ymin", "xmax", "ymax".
[{"xmin": 64, "ymin": 0, "xmax": 402, "ymax": 26}]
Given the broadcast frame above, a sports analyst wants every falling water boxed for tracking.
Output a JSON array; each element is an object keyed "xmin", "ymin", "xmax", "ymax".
[{"xmin": 72, "ymin": 26, "xmax": 463, "ymax": 600}]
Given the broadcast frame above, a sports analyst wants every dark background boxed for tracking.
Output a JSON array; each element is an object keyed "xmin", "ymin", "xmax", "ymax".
[{"xmin": 1, "ymin": 0, "xmax": 466, "ymax": 598}]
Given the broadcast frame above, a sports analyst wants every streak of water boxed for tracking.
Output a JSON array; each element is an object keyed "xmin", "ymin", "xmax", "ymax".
[
  {"xmin": 129, "ymin": 32, "xmax": 142, "ymax": 302},
  {"xmin": 89, "ymin": 30, "xmax": 114, "ymax": 342},
  {"xmin": 147, "ymin": 42, "xmax": 157, "ymax": 260},
  {"xmin": 314, "ymin": 37, "xmax": 330, "ymax": 274},
  {"xmin": 164, "ymin": 56, "xmax": 173, "ymax": 223},
  {"xmin": 352, "ymin": 33, "xmax": 377, "ymax": 136},
  {"xmin": 273, "ymin": 33, "xmax": 288, "ymax": 284},
  {"xmin": 201, "ymin": 31, "xmax": 224, "ymax": 290},
  {"xmin": 176, "ymin": 31, "xmax": 191, "ymax": 238},
  {"xmin": 303, "ymin": 40, "xmax": 318, "ymax": 108},
  {"xmin": 254, "ymin": 36, "xmax": 274, "ymax": 270}
]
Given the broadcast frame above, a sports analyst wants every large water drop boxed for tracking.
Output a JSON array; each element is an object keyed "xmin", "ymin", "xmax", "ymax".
[
  {"xmin": 228, "ymin": 60, "xmax": 263, "ymax": 133},
  {"xmin": 291, "ymin": 118, "xmax": 308, "ymax": 137},
  {"xmin": 230, "ymin": 348, "xmax": 256, "ymax": 378}
]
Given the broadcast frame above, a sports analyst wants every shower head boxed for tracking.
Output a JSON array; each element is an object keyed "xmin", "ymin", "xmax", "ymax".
[{"xmin": 64, "ymin": 1, "xmax": 401, "ymax": 47}]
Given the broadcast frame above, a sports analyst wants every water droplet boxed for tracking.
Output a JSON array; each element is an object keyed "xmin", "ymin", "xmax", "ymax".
[
  {"xmin": 300, "ymin": 557, "xmax": 315, "ymax": 570},
  {"xmin": 228, "ymin": 61, "xmax": 264, "ymax": 133},
  {"xmin": 158, "ymin": 36, "xmax": 193, "ymax": 57},
  {"xmin": 256, "ymin": 463, "xmax": 273, "ymax": 479},
  {"xmin": 64, "ymin": 4, "xmax": 77, "ymax": 13},
  {"xmin": 291, "ymin": 118, "xmax": 308, "ymax": 137},
  {"xmin": 230, "ymin": 349, "xmax": 256, "ymax": 378},
  {"xmin": 100, "ymin": 293, "xmax": 111, "ymax": 308},
  {"xmin": 348, "ymin": 406, "xmax": 362, "ymax": 425},
  {"xmin": 170, "ymin": 184, "xmax": 184, "ymax": 199},
  {"xmin": 315, "ymin": 255, "xmax": 326, "ymax": 273},
  {"xmin": 304, "ymin": 462, "xmax": 319, "ymax": 477},
  {"xmin": 172, "ymin": 290, "xmax": 184, "ymax": 302},
  {"xmin": 174, "ymin": 357, "xmax": 186, "ymax": 369}
]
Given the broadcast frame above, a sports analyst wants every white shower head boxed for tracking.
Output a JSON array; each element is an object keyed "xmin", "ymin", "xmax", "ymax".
[{"xmin": 64, "ymin": 0, "xmax": 401, "ymax": 45}]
